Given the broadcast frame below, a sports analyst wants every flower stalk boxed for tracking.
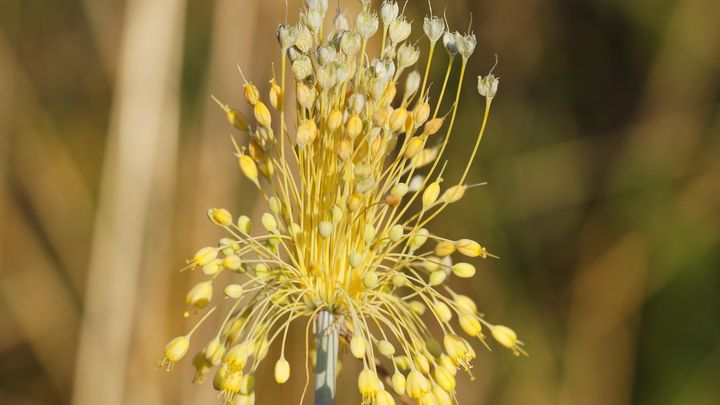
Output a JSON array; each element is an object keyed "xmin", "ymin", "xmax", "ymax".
[{"xmin": 314, "ymin": 311, "xmax": 338, "ymax": 405}]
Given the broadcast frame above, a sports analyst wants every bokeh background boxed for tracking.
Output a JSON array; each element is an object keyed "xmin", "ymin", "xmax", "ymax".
[{"xmin": 1, "ymin": 0, "xmax": 719, "ymax": 404}]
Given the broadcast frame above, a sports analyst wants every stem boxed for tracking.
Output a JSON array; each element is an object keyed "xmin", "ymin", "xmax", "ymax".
[{"xmin": 314, "ymin": 311, "xmax": 338, "ymax": 405}]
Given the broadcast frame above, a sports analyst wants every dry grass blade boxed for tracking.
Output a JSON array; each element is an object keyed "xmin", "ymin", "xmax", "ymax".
[{"xmin": 71, "ymin": 0, "xmax": 186, "ymax": 404}]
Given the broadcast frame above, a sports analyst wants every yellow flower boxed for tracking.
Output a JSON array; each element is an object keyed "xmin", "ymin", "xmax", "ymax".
[{"xmin": 162, "ymin": 0, "xmax": 524, "ymax": 403}]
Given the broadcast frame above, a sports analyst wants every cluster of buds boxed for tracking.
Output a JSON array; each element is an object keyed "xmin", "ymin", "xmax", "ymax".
[{"xmin": 161, "ymin": 1, "xmax": 522, "ymax": 404}]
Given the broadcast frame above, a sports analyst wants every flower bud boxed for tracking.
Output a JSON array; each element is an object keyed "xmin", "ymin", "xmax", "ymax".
[
  {"xmin": 459, "ymin": 313, "xmax": 482, "ymax": 337},
  {"xmin": 454, "ymin": 294, "xmax": 477, "ymax": 314},
  {"xmin": 318, "ymin": 221, "xmax": 332, "ymax": 238},
  {"xmin": 433, "ymin": 365, "xmax": 456, "ymax": 392},
  {"xmin": 274, "ymin": 357, "xmax": 290, "ymax": 384},
  {"xmin": 491, "ymin": 325, "xmax": 518, "ymax": 349},
  {"xmin": 268, "ymin": 78, "xmax": 283, "ymax": 109},
  {"xmin": 378, "ymin": 340, "xmax": 395, "ymax": 356},
  {"xmin": 422, "ymin": 182, "xmax": 441, "ymax": 207},
  {"xmin": 433, "ymin": 301, "xmax": 452, "ymax": 322},
  {"xmin": 345, "ymin": 115, "xmax": 363, "ymax": 138},
  {"xmin": 406, "ymin": 369, "xmax": 431, "ymax": 399},
  {"xmin": 224, "ymin": 284, "xmax": 244, "ymax": 299},
  {"xmin": 455, "ymin": 239, "xmax": 486, "ymax": 257},
  {"xmin": 236, "ymin": 215, "xmax": 251, "ymax": 234},
  {"xmin": 164, "ymin": 335, "xmax": 190, "ymax": 363},
  {"xmin": 423, "ymin": 117, "xmax": 444, "ymax": 136},
  {"xmin": 389, "ymin": 108, "xmax": 408, "ymax": 132},
  {"xmin": 434, "ymin": 241, "xmax": 455, "ymax": 257},
  {"xmin": 243, "ymin": 83, "xmax": 260, "ymax": 106},
  {"xmin": 363, "ymin": 271, "xmax": 379, "ymax": 288},
  {"xmin": 186, "ymin": 281, "xmax": 213, "ymax": 308},
  {"xmin": 404, "ymin": 136, "xmax": 425, "ymax": 159},
  {"xmin": 392, "ymin": 371, "xmax": 406, "ymax": 394},
  {"xmin": 350, "ymin": 335, "xmax": 367, "ymax": 359},
  {"xmin": 388, "ymin": 224, "xmax": 404, "ymax": 242},
  {"xmin": 442, "ymin": 184, "xmax": 466, "ymax": 203},
  {"xmin": 296, "ymin": 119, "xmax": 318, "ymax": 147},
  {"xmin": 358, "ymin": 368, "xmax": 380, "ymax": 397},
  {"xmin": 409, "ymin": 228, "xmax": 429, "ymax": 250},
  {"xmin": 193, "ymin": 247, "xmax": 218, "ymax": 266},
  {"xmin": 240, "ymin": 373, "xmax": 255, "ymax": 395},
  {"xmin": 405, "ymin": 71, "xmax": 421, "ymax": 98},
  {"xmin": 452, "ymin": 262, "xmax": 476, "ymax": 278},
  {"xmin": 261, "ymin": 213, "xmax": 277, "ymax": 232},
  {"xmin": 409, "ymin": 300, "xmax": 426, "ymax": 316},
  {"xmin": 327, "ymin": 108, "xmax": 343, "ymax": 131},
  {"xmin": 208, "ymin": 208, "xmax": 232, "ymax": 226},
  {"xmin": 429, "ymin": 270, "xmax": 446, "ymax": 286}
]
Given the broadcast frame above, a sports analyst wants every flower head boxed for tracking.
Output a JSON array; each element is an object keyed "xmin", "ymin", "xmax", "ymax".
[{"xmin": 162, "ymin": 1, "xmax": 524, "ymax": 403}]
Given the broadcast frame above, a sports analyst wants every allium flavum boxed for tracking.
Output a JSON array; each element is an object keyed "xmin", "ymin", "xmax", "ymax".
[{"xmin": 161, "ymin": 0, "xmax": 525, "ymax": 403}]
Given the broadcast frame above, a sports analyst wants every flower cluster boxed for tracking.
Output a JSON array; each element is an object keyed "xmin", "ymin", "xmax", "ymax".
[{"xmin": 161, "ymin": 0, "xmax": 523, "ymax": 404}]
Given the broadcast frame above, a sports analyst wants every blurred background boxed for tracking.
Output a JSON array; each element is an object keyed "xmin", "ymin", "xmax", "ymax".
[{"xmin": 1, "ymin": 0, "xmax": 719, "ymax": 404}]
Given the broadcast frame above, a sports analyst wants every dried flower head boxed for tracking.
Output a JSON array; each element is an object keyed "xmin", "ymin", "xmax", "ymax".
[{"xmin": 161, "ymin": 0, "xmax": 525, "ymax": 404}]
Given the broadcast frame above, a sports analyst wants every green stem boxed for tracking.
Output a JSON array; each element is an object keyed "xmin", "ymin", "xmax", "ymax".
[{"xmin": 314, "ymin": 311, "xmax": 338, "ymax": 405}]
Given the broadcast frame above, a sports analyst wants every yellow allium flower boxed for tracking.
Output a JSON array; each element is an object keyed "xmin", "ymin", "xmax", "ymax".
[{"xmin": 161, "ymin": 0, "xmax": 525, "ymax": 403}]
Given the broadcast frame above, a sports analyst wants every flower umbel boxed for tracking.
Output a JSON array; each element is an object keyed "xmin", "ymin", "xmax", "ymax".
[{"xmin": 161, "ymin": 0, "xmax": 526, "ymax": 403}]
